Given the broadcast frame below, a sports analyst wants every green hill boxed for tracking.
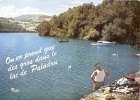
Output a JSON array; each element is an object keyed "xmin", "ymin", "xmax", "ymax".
[
  {"xmin": 0, "ymin": 14, "xmax": 51, "ymax": 32},
  {"xmin": 0, "ymin": 17, "xmax": 27, "ymax": 32},
  {"xmin": 37, "ymin": 1, "xmax": 140, "ymax": 44}
]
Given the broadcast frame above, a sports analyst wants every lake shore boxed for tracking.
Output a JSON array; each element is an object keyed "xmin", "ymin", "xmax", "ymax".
[
  {"xmin": 133, "ymin": 44, "xmax": 140, "ymax": 51},
  {"xmin": 81, "ymin": 70, "xmax": 140, "ymax": 100}
]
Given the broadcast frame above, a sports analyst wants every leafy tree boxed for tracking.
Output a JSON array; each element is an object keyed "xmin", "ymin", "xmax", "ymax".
[
  {"xmin": 37, "ymin": 21, "xmax": 51, "ymax": 36},
  {"xmin": 83, "ymin": 28, "xmax": 100, "ymax": 40},
  {"xmin": 0, "ymin": 23, "xmax": 27, "ymax": 32},
  {"xmin": 37, "ymin": 1, "xmax": 140, "ymax": 45}
]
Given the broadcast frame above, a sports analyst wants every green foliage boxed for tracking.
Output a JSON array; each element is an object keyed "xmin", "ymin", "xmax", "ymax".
[
  {"xmin": 102, "ymin": 18, "xmax": 127, "ymax": 43},
  {"xmin": 37, "ymin": 21, "xmax": 51, "ymax": 36},
  {"xmin": 0, "ymin": 23, "xmax": 27, "ymax": 32},
  {"xmin": 37, "ymin": 1, "xmax": 140, "ymax": 44},
  {"xmin": 83, "ymin": 28, "xmax": 100, "ymax": 40}
]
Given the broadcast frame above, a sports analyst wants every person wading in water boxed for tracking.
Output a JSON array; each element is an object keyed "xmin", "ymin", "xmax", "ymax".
[{"xmin": 91, "ymin": 62, "xmax": 110, "ymax": 91}]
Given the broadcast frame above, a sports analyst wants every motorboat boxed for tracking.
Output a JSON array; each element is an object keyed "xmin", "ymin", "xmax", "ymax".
[
  {"xmin": 133, "ymin": 53, "xmax": 140, "ymax": 58},
  {"xmin": 59, "ymin": 39, "xmax": 69, "ymax": 42},
  {"xmin": 91, "ymin": 41, "xmax": 116, "ymax": 46}
]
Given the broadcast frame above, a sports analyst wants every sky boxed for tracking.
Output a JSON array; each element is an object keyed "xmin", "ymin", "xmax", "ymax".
[{"xmin": 0, "ymin": 0, "xmax": 103, "ymax": 18}]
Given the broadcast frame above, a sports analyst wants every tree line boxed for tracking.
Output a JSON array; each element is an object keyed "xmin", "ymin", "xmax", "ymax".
[
  {"xmin": 0, "ymin": 23, "xmax": 27, "ymax": 32},
  {"xmin": 37, "ymin": 0, "xmax": 140, "ymax": 44}
]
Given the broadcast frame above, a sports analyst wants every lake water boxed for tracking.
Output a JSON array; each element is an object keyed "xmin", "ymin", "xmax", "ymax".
[{"xmin": 0, "ymin": 33, "xmax": 139, "ymax": 100}]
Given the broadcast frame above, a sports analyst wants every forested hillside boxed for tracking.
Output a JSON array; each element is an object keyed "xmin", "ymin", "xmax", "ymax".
[
  {"xmin": 0, "ymin": 14, "xmax": 51, "ymax": 32},
  {"xmin": 37, "ymin": 1, "xmax": 140, "ymax": 44},
  {"xmin": 0, "ymin": 17, "xmax": 27, "ymax": 32},
  {"xmin": 0, "ymin": 23, "xmax": 27, "ymax": 32}
]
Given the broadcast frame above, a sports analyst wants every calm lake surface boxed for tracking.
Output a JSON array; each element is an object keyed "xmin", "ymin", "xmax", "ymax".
[{"xmin": 0, "ymin": 33, "xmax": 139, "ymax": 100}]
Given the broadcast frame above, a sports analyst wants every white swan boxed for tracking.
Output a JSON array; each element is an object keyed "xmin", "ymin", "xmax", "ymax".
[
  {"xmin": 112, "ymin": 51, "xmax": 118, "ymax": 57},
  {"xmin": 68, "ymin": 65, "xmax": 71, "ymax": 69}
]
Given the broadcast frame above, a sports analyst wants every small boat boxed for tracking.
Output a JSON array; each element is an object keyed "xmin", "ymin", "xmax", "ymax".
[
  {"xmin": 59, "ymin": 39, "xmax": 69, "ymax": 42},
  {"xmin": 91, "ymin": 41, "xmax": 116, "ymax": 46},
  {"xmin": 133, "ymin": 53, "xmax": 140, "ymax": 58}
]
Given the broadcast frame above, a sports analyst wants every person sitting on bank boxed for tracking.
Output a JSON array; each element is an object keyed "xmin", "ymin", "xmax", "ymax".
[{"xmin": 90, "ymin": 62, "xmax": 110, "ymax": 91}]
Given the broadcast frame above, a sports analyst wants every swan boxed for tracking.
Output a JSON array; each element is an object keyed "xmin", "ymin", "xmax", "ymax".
[
  {"xmin": 112, "ymin": 51, "xmax": 118, "ymax": 57},
  {"xmin": 68, "ymin": 65, "xmax": 71, "ymax": 69}
]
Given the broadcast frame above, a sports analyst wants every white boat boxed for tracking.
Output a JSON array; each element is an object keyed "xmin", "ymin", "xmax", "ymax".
[
  {"xmin": 133, "ymin": 53, "xmax": 140, "ymax": 57},
  {"xmin": 91, "ymin": 41, "xmax": 116, "ymax": 46}
]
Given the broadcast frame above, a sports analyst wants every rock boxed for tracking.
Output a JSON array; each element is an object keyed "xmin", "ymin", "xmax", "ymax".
[
  {"xmin": 134, "ymin": 70, "xmax": 140, "ymax": 84},
  {"xmin": 81, "ymin": 70, "xmax": 140, "ymax": 100},
  {"xmin": 133, "ymin": 44, "xmax": 140, "ymax": 50},
  {"xmin": 104, "ymin": 94, "xmax": 115, "ymax": 99}
]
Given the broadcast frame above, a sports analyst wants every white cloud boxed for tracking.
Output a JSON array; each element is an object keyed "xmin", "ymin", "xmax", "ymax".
[
  {"xmin": 0, "ymin": 5, "xmax": 48, "ymax": 18},
  {"xmin": 21, "ymin": 6, "xmax": 47, "ymax": 15}
]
